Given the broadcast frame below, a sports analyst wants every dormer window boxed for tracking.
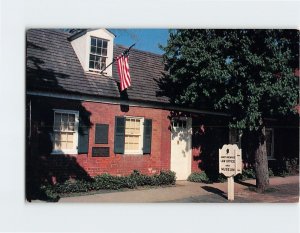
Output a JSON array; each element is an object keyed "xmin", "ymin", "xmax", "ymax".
[
  {"xmin": 89, "ymin": 37, "xmax": 108, "ymax": 71},
  {"xmin": 70, "ymin": 29, "xmax": 115, "ymax": 76}
]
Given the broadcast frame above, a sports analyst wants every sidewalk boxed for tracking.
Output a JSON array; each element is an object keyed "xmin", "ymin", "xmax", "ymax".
[{"xmin": 58, "ymin": 175, "xmax": 299, "ymax": 203}]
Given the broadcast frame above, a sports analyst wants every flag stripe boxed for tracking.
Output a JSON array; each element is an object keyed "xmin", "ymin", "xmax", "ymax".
[{"xmin": 116, "ymin": 54, "xmax": 131, "ymax": 91}]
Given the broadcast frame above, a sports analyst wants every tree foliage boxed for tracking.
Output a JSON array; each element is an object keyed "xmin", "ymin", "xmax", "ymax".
[{"xmin": 160, "ymin": 29, "xmax": 299, "ymax": 130}]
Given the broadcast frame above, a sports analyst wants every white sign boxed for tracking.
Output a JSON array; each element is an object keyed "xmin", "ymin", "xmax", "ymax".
[
  {"xmin": 219, "ymin": 144, "xmax": 242, "ymax": 201},
  {"xmin": 219, "ymin": 144, "xmax": 242, "ymax": 177}
]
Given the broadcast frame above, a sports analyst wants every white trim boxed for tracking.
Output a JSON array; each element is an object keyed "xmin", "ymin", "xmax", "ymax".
[
  {"xmin": 27, "ymin": 91, "xmax": 230, "ymax": 117},
  {"xmin": 51, "ymin": 109, "xmax": 79, "ymax": 155},
  {"xmin": 85, "ymin": 70, "xmax": 106, "ymax": 75},
  {"xmin": 85, "ymin": 33, "xmax": 90, "ymax": 71},
  {"xmin": 89, "ymin": 68, "xmax": 105, "ymax": 73},
  {"xmin": 88, "ymin": 36, "xmax": 109, "ymax": 71},
  {"xmin": 86, "ymin": 29, "xmax": 116, "ymax": 39}
]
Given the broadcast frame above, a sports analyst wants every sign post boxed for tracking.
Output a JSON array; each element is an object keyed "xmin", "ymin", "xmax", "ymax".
[{"xmin": 219, "ymin": 144, "xmax": 242, "ymax": 201}]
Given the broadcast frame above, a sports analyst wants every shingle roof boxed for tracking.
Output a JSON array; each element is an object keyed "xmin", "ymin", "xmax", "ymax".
[{"xmin": 26, "ymin": 29, "xmax": 169, "ymax": 104}]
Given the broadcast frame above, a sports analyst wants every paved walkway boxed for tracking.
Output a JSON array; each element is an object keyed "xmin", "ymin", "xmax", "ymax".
[{"xmin": 59, "ymin": 175, "xmax": 299, "ymax": 203}]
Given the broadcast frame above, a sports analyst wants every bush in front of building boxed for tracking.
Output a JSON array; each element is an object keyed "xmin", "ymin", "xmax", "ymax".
[
  {"xmin": 187, "ymin": 172, "xmax": 210, "ymax": 183},
  {"xmin": 278, "ymin": 157, "xmax": 299, "ymax": 176},
  {"xmin": 187, "ymin": 159, "xmax": 299, "ymax": 185},
  {"xmin": 217, "ymin": 174, "xmax": 227, "ymax": 183},
  {"xmin": 235, "ymin": 168, "xmax": 256, "ymax": 181},
  {"xmin": 130, "ymin": 170, "xmax": 155, "ymax": 186},
  {"xmin": 154, "ymin": 170, "xmax": 177, "ymax": 185},
  {"xmin": 188, "ymin": 168, "xmax": 272, "ymax": 183},
  {"xmin": 40, "ymin": 170, "xmax": 176, "ymax": 200},
  {"xmin": 92, "ymin": 174, "xmax": 138, "ymax": 190},
  {"xmin": 46, "ymin": 179, "xmax": 95, "ymax": 195},
  {"xmin": 129, "ymin": 170, "xmax": 176, "ymax": 186}
]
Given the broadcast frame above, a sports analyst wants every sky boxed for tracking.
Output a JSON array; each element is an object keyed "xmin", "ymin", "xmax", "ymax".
[{"xmin": 109, "ymin": 29, "xmax": 169, "ymax": 55}]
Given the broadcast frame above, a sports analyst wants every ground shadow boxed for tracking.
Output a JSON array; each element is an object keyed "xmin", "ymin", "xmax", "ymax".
[
  {"xmin": 26, "ymin": 31, "xmax": 93, "ymax": 201},
  {"xmin": 201, "ymin": 186, "xmax": 227, "ymax": 199},
  {"xmin": 235, "ymin": 180, "xmax": 256, "ymax": 188}
]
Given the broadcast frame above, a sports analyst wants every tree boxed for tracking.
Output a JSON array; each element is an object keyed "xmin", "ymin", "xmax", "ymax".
[{"xmin": 160, "ymin": 29, "xmax": 299, "ymax": 192}]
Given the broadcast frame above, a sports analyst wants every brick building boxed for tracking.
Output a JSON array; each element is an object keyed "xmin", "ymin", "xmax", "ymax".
[{"xmin": 26, "ymin": 29, "xmax": 298, "ymax": 186}]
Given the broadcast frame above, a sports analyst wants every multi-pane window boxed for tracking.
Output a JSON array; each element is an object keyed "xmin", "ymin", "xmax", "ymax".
[
  {"xmin": 124, "ymin": 117, "xmax": 144, "ymax": 154},
  {"xmin": 53, "ymin": 110, "xmax": 79, "ymax": 154},
  {"xmin": 89, "ymin": 37, "xmax": 108, "ymax": 71}
]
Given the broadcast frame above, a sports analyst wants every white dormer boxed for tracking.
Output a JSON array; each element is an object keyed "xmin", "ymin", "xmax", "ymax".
[{"xmin": 69, "ymin": 29, "xmax": 115, "ymax": 76}]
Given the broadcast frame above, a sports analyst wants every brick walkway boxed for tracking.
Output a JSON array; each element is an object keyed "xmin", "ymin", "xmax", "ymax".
[{"xmin": 58, "ymin": 175, "xmax": 299, "ymax": 203}]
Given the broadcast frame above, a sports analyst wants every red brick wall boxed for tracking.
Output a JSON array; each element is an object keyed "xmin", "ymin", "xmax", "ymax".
[
  {"xmin": 74, "ymin": 101, "xmax": 172, "ymax": 177},
  {"xmin": 29, "ymin": 96, "xmax": 206, "ymax": 183}
]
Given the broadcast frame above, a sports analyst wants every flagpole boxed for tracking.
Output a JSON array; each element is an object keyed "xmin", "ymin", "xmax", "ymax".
[{"xmin": 100, "ymin": 43, "xmax": 136, "ymax": 74}]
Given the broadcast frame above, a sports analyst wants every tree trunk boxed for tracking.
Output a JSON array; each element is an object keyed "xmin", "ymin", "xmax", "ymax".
[{"xmin": 254, "ymin": 127, "xmax": 269, "ymax": 193}]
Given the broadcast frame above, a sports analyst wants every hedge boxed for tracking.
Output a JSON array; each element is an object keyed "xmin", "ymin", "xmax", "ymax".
[
  {"xmin": 40, "ymin": 170, "xmax": 176, "ymax": 200},
  {"xmin": 188, "ymin": 162, "xmax": 299, "ymax": 184},
  {"xmin": 187, "ymin": 172, "xmax": 210, "ymax": 183}
]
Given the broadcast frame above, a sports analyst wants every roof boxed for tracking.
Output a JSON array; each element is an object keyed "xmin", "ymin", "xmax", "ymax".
[
  {"xmin": 26, "ymin": 29, "xmax": 169, "ymax": 104},
  {"xmin": 67, "ymin": 29, "xmax": 116, "ymax": 41}
]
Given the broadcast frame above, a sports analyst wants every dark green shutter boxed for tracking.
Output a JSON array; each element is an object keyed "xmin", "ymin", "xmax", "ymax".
[
  {"xmin": 143, "ymin": 119, "xmax": 152, "ymax": 154},
  {"xmin": 78, "ymin": 121, "xmax": 90, "ymax": 154},
  {"xmin": 95, "ymin": 124, "xmax": 109, "ymax": 144},
  {"xmin": 114, "ymin": 116, "xmax": 125, "ymax": 154}
]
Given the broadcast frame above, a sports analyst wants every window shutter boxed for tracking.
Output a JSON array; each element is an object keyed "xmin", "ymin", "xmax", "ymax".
[
  {"xmin": 143, "ymin": 119, "xmax": 152, "ymax": 154},
  {"xmin": 78, "ymin": 119, "xmax": 90, "ymax": 154},
  {"xmin": 95, "ymin": 124, "xmax": 109, "ymax": 144},
  {"xmin": 114, "ymin": 116, "xmax": 125, "ymax": 154}
]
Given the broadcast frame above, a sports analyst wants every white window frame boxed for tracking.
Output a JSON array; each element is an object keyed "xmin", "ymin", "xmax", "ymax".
[
  {"xmin": 51, "ymin": 109, "xmax": 79, "ymax": 155},
  {"xmin": 266, "ymin": 128, "xmax": 275, "ymax": 160},
  {"xmin": 88, "ymin": 36, "xmax": 108, "ymax": 72},
  {"xmin": 124, "ymin": 116, "xmax": 144, "ymax": 155}
]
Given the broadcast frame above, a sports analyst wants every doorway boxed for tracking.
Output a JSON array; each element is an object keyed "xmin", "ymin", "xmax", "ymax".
[{"xmin": 170, "ymin": 117, "xmax": 192, "ymax": 180}]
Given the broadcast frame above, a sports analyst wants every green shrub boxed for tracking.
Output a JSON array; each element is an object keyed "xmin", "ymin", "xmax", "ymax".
[
  {"xmin": 285, "ymin": 158, "xmax": 299, "ymax": 175},
  {"xmin": 217, "ymin": 174, "xmax": 227, "ymax": 183},
  {"xmin": 92, "ymin": 174, "xmax": 138, "ymax": 190},
  {"xmin": 155, "ymin": 170, "xmax": 176, "ymax": 185},
  {"xmin": 270, "ymin": 157, "xmax": 299, "ymax": 177},
  {"xmin": 187, "ymin": 172, "xmax": 210, "ymax": 183},
  {"xmin": 53, "ymin": 180, "xmax": 93, "ymax": 193},
  {"xmin": 234, "ymin": 168, "xmax": 255, "ymax": 181},
  {"xmin": 43, "ymin": 170, "xmax": 176, "ymax": 196},
  {"xmin": 39, "ymin": 185, "xmax": 60, "ymax": 202},
  {"xmin": 130, "ymin": 170, "xmax": 154, "ymax": 186},
  {"xmin": 129, "ymin": 170, "xmax": 176, "ymax": 186},
  {"xmin": 243, "ymin": 168, "xmax": 256, "ymax": 179}
]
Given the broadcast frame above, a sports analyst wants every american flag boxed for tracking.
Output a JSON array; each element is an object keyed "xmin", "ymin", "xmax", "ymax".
[{"xmin": 116, "ymin": 54, "xmax": 131, "ymax": 91}]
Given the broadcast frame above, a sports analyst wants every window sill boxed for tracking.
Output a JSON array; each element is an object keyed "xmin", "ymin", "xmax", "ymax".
[
  {"xmin": 267, "ymin": 157, "xmax": 276, "ymax": 161},
  {"xmin": 86, "ymin": 70, "xmax": 108, "ymax": 75},
  {"xmin": 124, "ymin": 150, "xmax": 143, "ymax": 155}
]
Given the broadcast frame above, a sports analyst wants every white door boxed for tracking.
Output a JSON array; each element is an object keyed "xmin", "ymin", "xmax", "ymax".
[{"xmin": 171, "ymin": 117, "xmax": 192, "ymax": 180}]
